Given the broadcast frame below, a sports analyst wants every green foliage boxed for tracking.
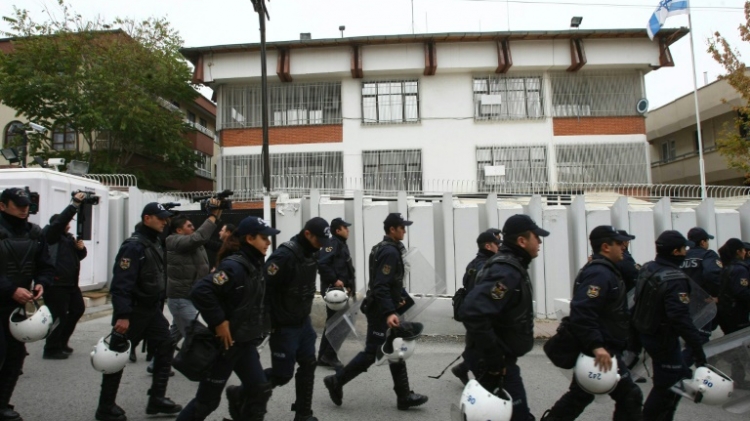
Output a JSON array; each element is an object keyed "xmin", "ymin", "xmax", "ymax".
[
  {"xmin": 708, "ymin": 1, "xmax": 750, "ymax": 184},
  {"xmin": 0, "ymin": 0, "xmax": 201, "ymax": 190}
]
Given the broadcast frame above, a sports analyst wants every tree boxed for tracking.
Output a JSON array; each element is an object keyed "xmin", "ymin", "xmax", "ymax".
[
  {"xmin": 709, "ymin": 1, "xmax": 750, "ymax": 184},
  {"xmin": 0, "ymin": 0, "xmax": 200, "ymax": 190}
]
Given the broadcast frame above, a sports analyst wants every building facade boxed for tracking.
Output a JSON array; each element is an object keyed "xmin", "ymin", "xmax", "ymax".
[
  {"xmin": 181, "ymin": 29, "xmax": 688, "ymax": 198},
  {"xmin": 647, "ymin": 77, "xmax": 746, "ymax": 186}
]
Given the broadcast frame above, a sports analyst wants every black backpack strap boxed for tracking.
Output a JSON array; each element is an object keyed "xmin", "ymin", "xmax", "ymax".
[
  {"xmin": 223, "ymin": 254, "xmax": 254, "ymax": 275},
  {"xmin": 280, "ymin": 240, "xmax": 304, "ymax": 261}
]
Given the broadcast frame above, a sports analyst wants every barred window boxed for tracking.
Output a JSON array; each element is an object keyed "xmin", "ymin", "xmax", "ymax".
[
  {"xmin": 2, "ymin": 121, "xmax": 24, "ymax": 149},
  {"xmin": 555, "ymin": 143, "xmax": 649, "ymax": 184},
  {"xmin": 362, "ymin": 80, "xmax": 419, "ymax": 124},
  {"xmin": 549, "ymin": 71, "xmax": 643, "ymax": 117},
  {"xmin": 220, "ymin": 82, "xmax": 341, "ymax": 129},
  {"xmin": 221, "ymin": 152, "xmax": 344, "ymax": 197},
  {"xmin": 195, "ymin": 152, "xmax": 211, "ymax": 178},
  {"xmin": 476, "ymin": 145, "xmax": 548, "ymax": 192},
  {"xmin": 52, "ymin": 126, "xmax": 77, "ymax": 151},
  {"xmin": 362, "ymin": 149, "xmax": 422, "ymax": 193},
  {"xmin": 473, "ymin": 76, "xmax": 543, "ymax": 120}
]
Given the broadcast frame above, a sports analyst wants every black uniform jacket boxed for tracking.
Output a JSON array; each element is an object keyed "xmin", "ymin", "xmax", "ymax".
[{"xmin": 318, "ymin": 234, "xmax": 355, "ymax": 291}]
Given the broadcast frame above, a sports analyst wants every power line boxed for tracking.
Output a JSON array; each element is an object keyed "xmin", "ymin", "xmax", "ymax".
[{"xmin": 454, "ymin": 0, "xmax": 744, "ymax": 11}]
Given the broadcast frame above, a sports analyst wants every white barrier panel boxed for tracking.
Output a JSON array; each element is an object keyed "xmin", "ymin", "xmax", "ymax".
[
  {"xmin": 453, "ymin": 204, "xmax": 479, "ymax": 295},
  {"xmin": 107, "ymin": 192, "xmax": 128, "ymax": 286},
  {"xmin": 543, "ymin": 206, "xmax": 571, "ymax": 318},
  {"xmin": 739, "ymin": 200, "xmax": 750, "ymax": 241},
  {"xmin": 497, "ymin": 202, "xmax": 524, "ymax": 230},
  {"xmin": 585, "ymin": 206, "xmax": 612, "ymax": 257},
  {"xmin": 275, "ymin": 200, "xmax": 302, "ymax": 243},
  {"xmin": 407, "ymin": 202, "xmax": 437, "ymax": 291},
  {"xmin": 671, "ymin": 208, "xmax": 697, "ymax": 239},
  {"xmin": 568, "ymin": 197, "xmax": 588, "ymax": 287},
  {"xmin": 715, "ymin": 208, "xmax": 741, "ymax": 247},
  {"xmin": 629, "ymin": 207, "xmax": 656, "ymax": 265},
  {"xmin": 318, "ymin": 199, "xmax": 345, "ymax": 227},
  {"xmin": 696, "ymin": 199, "xmax": 719, "ymax": 251},
  {"xmin": 362, "ymin": 201, "xmax": 390, "ymax": 285}
]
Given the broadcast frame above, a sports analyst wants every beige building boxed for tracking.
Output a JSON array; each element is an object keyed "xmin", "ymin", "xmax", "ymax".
[{"xmin": 648, "ymin": 78, "xmax": 746, "ymax": 185}]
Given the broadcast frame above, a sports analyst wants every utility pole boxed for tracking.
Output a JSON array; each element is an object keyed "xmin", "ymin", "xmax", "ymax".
[{"xmin": 251, "ymin": 0, "xmax": 271, "ymax": 193}]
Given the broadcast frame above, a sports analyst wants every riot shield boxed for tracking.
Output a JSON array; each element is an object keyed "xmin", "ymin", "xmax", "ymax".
[
  {"xmin": 323, "ymin": 248, "xmax": 445, "ymax": 364},
  {"xmin": 703, "ymin": 326, "xmax": 750, "ymax": 413}
]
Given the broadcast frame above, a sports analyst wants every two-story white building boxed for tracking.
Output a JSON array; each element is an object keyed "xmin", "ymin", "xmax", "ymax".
[{"xmin": 180, "ymin": 28, "xmax": 688, "ymax": 199}]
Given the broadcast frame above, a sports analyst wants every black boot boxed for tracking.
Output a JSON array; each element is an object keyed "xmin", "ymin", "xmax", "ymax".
[
  {"xmin": 323, "ymin": 352, "xmax": 373, "ymax": 407},
  {"xmin": 225, "ymin": 385, "xmax": 243, "ymax": 421},
  {"xmin": 0, "ymin": 358, "xmax": 23, "ymax": 421},
  {"xmin": 389, "ymin": 361, "xmax": 428, "ymax": 410},
  {"xmin": 146, "ymin": 348, "xmax": 181, "ymax": 415},
  {"xmin": 95, "ymin": 371, "xmax": 126, "ymax": 421},
  {"xmin": 291, "ymin": 360, "xmax": 317, "ymax": 421},
  {"xmin": 239, "ymin": 382, "xmax": 273, "ymax": 421},
  {"xmin": 451, "ymin": 362, "xmax": 469, "ymax": 385}
]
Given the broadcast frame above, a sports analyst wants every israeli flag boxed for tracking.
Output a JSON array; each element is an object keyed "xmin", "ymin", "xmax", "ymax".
[{"xmin": 647, "ymin": 0, "xmax": 690, "ymax": 40}]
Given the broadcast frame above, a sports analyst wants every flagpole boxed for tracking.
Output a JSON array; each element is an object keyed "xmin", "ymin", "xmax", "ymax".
[{"xmin": 687, "ymin": 9, "xmax": 708, "ymax": 200}]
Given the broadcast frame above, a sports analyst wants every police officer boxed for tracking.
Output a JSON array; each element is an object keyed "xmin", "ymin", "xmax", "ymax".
[
  {"xmin": 451, "ymin": 230, "xmax": 500, "ymax": 385},
  {"xmin": 317, "ymin": 217, "xmax": 355, "ymax": 369},
  {"xmin": 0, "ymin": 187, "xmax": 54, "ymax": 421},
  {"xmin": 683, "ymin": 227, "xmax": 722, "ymax": 297},
  {"xmin": 264, "ymin": 217, "xmax": 331, "ymax": 421},
  {"xmin": 95, "ymin": 203, "xmax": 182, "ymax": 421},
  {"xmin": 177, "ymin": 216, "xmax": 280, "ymax": 421},
  {"xmin": 616, "ymin": 230, "xmax": 639, "ymax": 292},
  {"xmin": 459, "ymin": 214, "xmax": 548, "ymax": 421},
  {"xmin": 716, "ymin": 238, "xmax": 750, "ymax": 386},
  {"xmin": 323, "ymin": 213, "xmax": 429, "ymax": 410},
  {"xmin": 541, "ymin": 226, "xmax": 642, "ymax": 421},
  {"xmin": 632, "ymin": 230, "xmax": 707, "ymax": 421}
]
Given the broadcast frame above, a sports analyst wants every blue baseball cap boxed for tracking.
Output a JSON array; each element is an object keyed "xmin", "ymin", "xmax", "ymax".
[
  {"xmin": 234, "ymin": 216, "xmax": 280, "ymax": 237},
  {"xmin": 141, "ymin": 202, "xmax": 173, "ymax": 219},
  {"xmin": 303, "ymin": 217, "xmax": 332, "ymax": 247}
]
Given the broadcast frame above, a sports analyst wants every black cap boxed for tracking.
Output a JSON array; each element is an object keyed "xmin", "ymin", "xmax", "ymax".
[
  {"xmin": 502, "ymin": 214, "xmax": 549, "ymax": 237},
  {"xmin": 384, "ymin": 213, "xmax": 413, "ymax": 230},
  {"xmin": 234, "ymin": 216, "xmax": 280, "ymax": 237},
  {"xmin": 486, "ymin": 228, "xmax": 502, "ymax": 237},
  {"xmin": 477, "ymin": 231, "xmax": 500, "ymax": 246},
  {"xmin": 617, "ymin": 230, "xmax": 635, "ymax": 241},
  {"xmin": 331, "ymin": 217, "xmax": 352, "ymax": 231},
  {"xmin": 141, "ymin": 202, "xmax": 173, "ymax": 219},
  {"xmin": 687, "ymin": 227, "xmax": 714, "ymax": 242},
  {"xmin": 0, "ymin": 188, "xmax": 31, "ymax": 207},
  {"xmin": 303, "ymin": 217, "xmax": 332, "ymax": 247},
  {"xmin": 589, "ymin": 226, "xmax": 634, "ymax": 242},
  {"xmin": 656, "ymin": 230, "xmax": 694, "ymax": 253},
  {"xmin": 743, "ymin": 241, "xmax": 750, "ymax": 251}
]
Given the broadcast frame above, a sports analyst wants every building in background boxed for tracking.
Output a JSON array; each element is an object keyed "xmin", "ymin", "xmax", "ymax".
[
  {"xmin": 181, "ymin": 28, "xmax": 687, "ymax": 199},
  {"xmin": 648, "ymin": 77, "xmax": 746, "ymax": 185}
]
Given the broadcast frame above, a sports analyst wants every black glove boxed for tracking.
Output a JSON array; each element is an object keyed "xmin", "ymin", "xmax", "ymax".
[
  {"xmin": 693, "ymin": 346, "xmax": 707, "ymax": 367},
  {"xmin": 109, "ymin": 330, "xmax": 130, "ymax": 353},
  {"xmin": 478, "ymin": 371, "xmax": 505, "ymax": 395}
]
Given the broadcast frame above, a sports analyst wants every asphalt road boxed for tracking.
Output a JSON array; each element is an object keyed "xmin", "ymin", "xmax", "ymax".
[{"xmin": 9, "ymin": 314, "xmax": 746, "ymax": 421}]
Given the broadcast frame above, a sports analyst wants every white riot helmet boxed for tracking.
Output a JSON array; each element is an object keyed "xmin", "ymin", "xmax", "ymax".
[
  {"xmin": 573, "ymin": 353, "xmax": 621, "ymax": 394},
  {"xmin": 9, "ymin": 301, "xmax": 53, "ymax": 343},
  {"xmin": 460, "ymin": 379, "xmax": 513, "ymax": 421},
  {"xmin": 90, "ymin": 335, "xmax": 131, "ymax": 374},
  {"xmin": 323, "ymin": 287, "xmax": 349, "ymax": 311},
  {"xmin": 676, "ymin": 365, "xmax": 734, "ymax": 405},
  {"xmin": 376, "ymin": 321, "xmax": 423, "ymax": 365}
]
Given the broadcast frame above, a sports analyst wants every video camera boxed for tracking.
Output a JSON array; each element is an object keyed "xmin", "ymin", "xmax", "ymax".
[
  {"xmin": 192, "ymin": 189, "xmax": 233, "ymax": 214},
  {"xmin": 72, "ymin": 190, "xmax": 100, "ymax": 205},
  {"xmin": 23, "ymin": 187, "xmax": 40, "ymax": 215},
  {"xmin": 161, "ymin": 202, "xmax": 182, "ymax": 211}
]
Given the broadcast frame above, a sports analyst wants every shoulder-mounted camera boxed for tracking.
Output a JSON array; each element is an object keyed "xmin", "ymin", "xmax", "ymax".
[
  {"xmin": 24, "ymin": 187, "xmax": 40, "ymax": 215},
  {"xmin": 72, "ymin": 190, "xmax": 100, "ymax": 205},
  {"xmin": 192, "ymin": 189, "xmax": 233, "ymax": 214}
]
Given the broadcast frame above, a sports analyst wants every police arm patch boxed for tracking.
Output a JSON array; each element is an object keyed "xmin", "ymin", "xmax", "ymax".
[
  {"xmin": 325, "ymin": 246, "xmax": 333, "ymax": 253},
  {"xmin": 382, "ymin": 264, "xmax": 391, "ymax": 275},
  {"xmin": 678, "ymin": 292, "xmax": 690, "ymax": 304},
  {"xmin": 490, "ymin": 282, "xmax": 508, "ymax": 300},
  {"xmin": 119, "ymin": 258, "xmax": 131, "ymax": 270},
  {"xmin": 587, "ymin": 285, "xmax": 600, "ymax": 298},
  {"xmin": 741, "ymin": 279, "xmax": 749, "ymax": 287},
  {"xmin": 267, "ymin": 263, "xmax": 279, "ymax": 276},
  {"xmin": 213, "ymin": 270, "xmax": 229, "ymax": 286},
  {"xmin": 716, "ymin": 260, "xmax": 723, "ymax": 268}
]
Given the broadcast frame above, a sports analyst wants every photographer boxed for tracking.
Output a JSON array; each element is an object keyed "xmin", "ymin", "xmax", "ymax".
[
  {"xmin": 166, "ymin": 199, "xmax": 222, "ymax": 342},
  {"xmin": 41, "ymin": 212, "xmax": 88, "ymax": 360}
]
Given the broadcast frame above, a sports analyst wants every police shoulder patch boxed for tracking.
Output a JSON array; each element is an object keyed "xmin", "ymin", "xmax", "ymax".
[
  {"xmin": 587, "ymin": 285, "xmax": 601, "ymax": 299},
  {"xmin": 490, "ymin": 282, "xmax": 508, "ymax": 300},
  {"xmin": 679, "ymin": 292, "xmax": 690, "ymax": 304},
  {"xmin": 717, "ymin": 260, "xmax": 723, "ymax": 269},
  {"xmin": 213, "ymin": 270, "xmax": 229, "ymax": 286},
  {"xmin": 741, "ymin": 279, "xmax": 749, "ymax": 287},
  {"xmin": 119, "ymin": 258, "xmax": 131, "ymax": 270},
  {"xmin": 325, "ymin": 246, "xmax": 333, "ymax": 253},
  {"xmin": 382, "ymin": 264, "xmax": 391, "ymax": 275},
  {"xmin": 267, "ymin": 263, "xmax": 279, "ymax": 276}
]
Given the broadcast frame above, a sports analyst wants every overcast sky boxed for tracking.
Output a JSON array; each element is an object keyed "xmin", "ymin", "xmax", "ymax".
[{"xmin": 1, "ymin": 0, "xmax": 748, "ymax": 109}]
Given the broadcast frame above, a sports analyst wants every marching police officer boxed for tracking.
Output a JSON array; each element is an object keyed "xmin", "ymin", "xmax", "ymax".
[
  {"xmin": 323, "ymin": 213, "xmax": 429, "ymax": 411},
  {"xmin": 177, "ymin": 216, "xmax": 280, "ymax": 421},
  {"xmin": 317, "ymin": 217, "xmax": 355, "ymax": 369},
  {"xmin": 541, "ymin": 226, "xmax": 642, "ymax": 421},
  {"xmin": 451, "ymin": 230, "xmax": 500, "ymax": 385},
  {"xmin": 682, "ymin": 227, "xmax": 722, "ymax": 297},
  {"xmin": 459, "ymin": 214, "xmax": 548, "ymax": 421},
  {"xmin": 0, "ymin": 187, "xmax": 54, "ymax": 421},
  {"xmin": 616, "ymin": 230, "xmax": 639, "ymax": 292},
  {"xmin": 716, "ymin": 238, "xmax": 750, "ymax": 387},
  {"xmin": 95, "ymin": 203, "xmax": 182, "ymax": 421},
  {"xmin": 264, "ymin": 217, "xmax": 331, "ymax": 421},
  {"xmin": 632, "ymin": 230, "xmax": 707, "ymax": 421}
]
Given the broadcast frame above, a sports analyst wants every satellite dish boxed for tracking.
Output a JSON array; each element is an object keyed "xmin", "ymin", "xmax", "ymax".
[{"xmin": 636, "ymin": 98, "xmax": 649, "ymax": 115}]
